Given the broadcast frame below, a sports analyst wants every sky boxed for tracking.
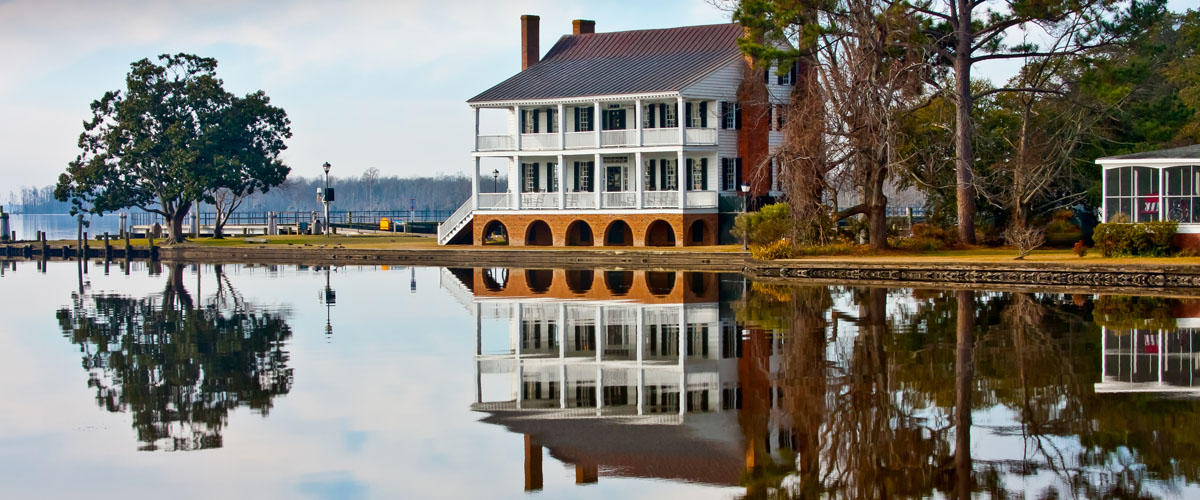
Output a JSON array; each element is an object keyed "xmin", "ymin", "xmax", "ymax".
[{"xmin": 1, "ymin": 0, "xmax": 1199, "ymax": 193}]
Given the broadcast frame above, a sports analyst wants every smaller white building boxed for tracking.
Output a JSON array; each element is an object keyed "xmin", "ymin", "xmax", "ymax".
[{"xmin": 1098, "ymin": 144, "xmax": 1200, "ymax": 235}]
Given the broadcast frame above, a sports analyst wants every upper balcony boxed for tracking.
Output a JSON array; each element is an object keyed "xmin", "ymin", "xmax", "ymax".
[{"xmin": 474, "ymin": 97, "xmax": 721, "ymax": 153}]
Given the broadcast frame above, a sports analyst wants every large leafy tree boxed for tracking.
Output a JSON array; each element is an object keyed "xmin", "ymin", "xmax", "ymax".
[
  {"xmin": 205, "ymin": 91, "xmax": 291, "ymax": 239},
  {"xmin": 55, "ymin": 54, "xmax": 291, "ymax": 243}
]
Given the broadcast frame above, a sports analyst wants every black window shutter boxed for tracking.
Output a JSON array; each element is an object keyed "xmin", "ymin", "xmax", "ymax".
[
  {"xmin": 533, "ymin": 109, "xmax": 540, "ymax": 133},
  {"xmin": 587, "ymin": 161, "xmax": 594, "ymax": 191},
  {"xmin": 586, "ymin": 107, "xmax": 594, "ymax": 132},
  {"xmin": 532, "ymin": 163, "xmax": 540, "ymax": 191},
  {"xmin": 719, "ymin": 102, "xmax": 728, "ymax": 129},
  {"xmin": 686, "ymin": 158, "xmax": 694, "ymax": 190},
  {"xmin": 573, "ymin": 162, "xmax": 580, "ymax": 191},
  {"xmin": 735, "ymin": 158, "xmax": 743, "ymax": 187},
  {"xmin": 735, "ymin": 104, "xmax": 742, "ymax": 130},
  {"xmin": 659, "ymin": 104, "xmax": 667, "ymax": 128},
  {"xmin": 520, "ymin": 110, "xmax": 527, "ymax": 133},
  {"xmin": 763, "ymin": 65, "xmax": 770, "ymax": 83},
  {"xmin": 601, "ymin": 109, "xmax": 609, "ymax": 130},
  {"xmin": 699, "ymin": 102, "xmax": 707, "ymax": 127},
  {"xmin": 648, "ymin": 104, "xmax": 656, "ymax": 128},
  {"xmin": 685, "ymin": 102, "xmax": 693, "ymax": 128},
  {"xmin": 701, "ymin": 158, "xmax": 708, "ymax": 190},
  {"xmin": 574, "ymin": 107, "xmax": 580, "ymax": 132},
  {"xmin": 790, "ymin": 62, "xmax": 798, "ymax": 85},
  {"xmin": 673, "ymin": 103, "xmax": 679, "ymax": 126},
  {"xmin": 648, "ymin": 159, "xmax": 657, "ymax": 190}
]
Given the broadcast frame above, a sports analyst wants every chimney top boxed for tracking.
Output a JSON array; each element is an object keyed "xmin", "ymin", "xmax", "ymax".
[
  {"xmin": 572, "ymin": 19, "xmax": 595, "ymax": 35},
  {"xmin": 521, "ymin": 15, "xmax": 540, "ymax": 70}
]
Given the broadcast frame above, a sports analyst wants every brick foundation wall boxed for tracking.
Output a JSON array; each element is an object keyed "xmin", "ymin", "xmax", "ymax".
[
  {"xmin": 1174, "ymin": 233, "xmax": 1200, "ymax": 250},
  {"xmin": 473, "ymin": 212, "xmax": 719, "ymax": 247},
  {"xmin": 471, "ymin": 268, "xmax": 720, "ymax": 303}
]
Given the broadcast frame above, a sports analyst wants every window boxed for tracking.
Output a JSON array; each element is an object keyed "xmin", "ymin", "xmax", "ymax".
[
  {"xmin": 579, "ymin": 162, "xmax": 590, "ymax": 191},
  {"xmin": 576, "ymin": 106, "xmax": 591, "ymax": 132},
  {"xmin": 690, "ymin": 158, "xmax": 707, "ymax": 190},
  {"xmin": 689, "ymin": 102, "xmax": 702, "ymax": 127},
  {"xmin": 721, "ymin": 102, "xmax": 741, "ymax": 130},
  {"xmin": 547, "ymin": 162, "xmax": 558, "ymax": 192},
  {"xmin": 1165, "ymin": 165, "xmax": 1200, "ymax": 223},
  {"xmin": 664, "ymin": 103, "xmax": 677, "ymax": 128},
  {"xmin": 770, "ymin": 158, "xmax": 779, "ymax": 192},
  {"xmin": 546, "ymin": 108, "xmax": 557, "ymax": 133},
  {"xmin": 643, "ymin": 104, "xmax": 654, "ymax": 128},
  {"xmin": 521, "ymin": 110, "xmax": 535, "ymax": 134},
  {"xmin": 720, "ymin": 158, "xmax": 743, "ymax": 191},
  {"xmin": 775, "ymin": 104, "xmax": 788, "ymax": 130},
  {"xmin": 523, "ymin": 163, "xmax": 535, "ymax": 192},
  {"xmin": 1104, "ymin": 166, "xmax": 1159, "ymax": 222},
  {"xmin": 664, "ymin": 160, "xmax": 677, "ymax": 190}
]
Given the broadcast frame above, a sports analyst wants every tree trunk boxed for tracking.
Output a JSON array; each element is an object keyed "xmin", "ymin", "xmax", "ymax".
[
  {"xmin": 954, "ymin": 290, "xmax": 975, "ymax": 498},
  {"xmin": 953, "ymin": 0, "xmax": 977, "ymax": 245},
  {"xmin": 868, "ymin": 166, "xmax": 889, "ymax": 250},
  {"xmin": 167, "ymin": 205, "xmax": 190, "ymax": 244},
  {"xmin": 213, "ymin": 211, "xmax": 226, "ymax": 239}
]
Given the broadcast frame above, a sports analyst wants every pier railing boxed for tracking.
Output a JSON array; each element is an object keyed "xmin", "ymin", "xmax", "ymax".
[{"xmin": 130, "ymin": 210, "xmax": 453, "ymax": 228}]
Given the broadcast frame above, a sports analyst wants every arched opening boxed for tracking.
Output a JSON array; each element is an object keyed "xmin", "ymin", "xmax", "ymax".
[
  {"xmin": 525, "ymin": 269, "xmax": 553, "ymax": 293},
  {"xmin": 645, "ymin": 220, "xmax": 676, "ymax": 247},
  {"xmin": 604, "ymin": 271, "xmax": 633, "ymax": 296},
  {"xmin": 483, "ymin": 268, "xmax": 509, "ymax": 291},
  {"xmin": 687, "ymin": 220, "xmax": 707, "ymax": 245},
  {"xmin": 604, "ymin": 220, "xmax": 633, "ymax": 247},
  {"xmin": 686, "ymin": 272, "xmax": 708, "ymax": 296},
  {"xmin": 646, "ymin": 271, "xmax": 676, "ymax": 296},
  {"xmin": 481, "ymin": 220, "xmax": 509, "ymax": 245},
  {"xmin": 524, "ymin": 220, "xmax": 553, "ymax": 246},
  {"xmin": 565, "ymin": 270, "xmax": 594, "ymax": 294},
  {"xmin": 565, "ymin": 220, "xmax": 594, "ymax": 246}
]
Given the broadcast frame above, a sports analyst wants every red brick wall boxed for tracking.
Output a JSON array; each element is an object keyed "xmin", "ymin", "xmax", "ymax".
[
  {"xmin": 472, "ymin": 212, "xmax": 719, "ymax": 247},
  {"xmin": 1174, "ymin": 233, "xmax": 1200, "ymax": 250},
  {"xmin": 737, "ymin": 62, "xmax": 772, "ymax": 198}
]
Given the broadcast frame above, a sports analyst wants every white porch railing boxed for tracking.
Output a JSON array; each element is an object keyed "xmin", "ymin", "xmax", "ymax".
[
  {"xmin": 601, "ymin": 130, "xmax": 636, "ymax": 147},
  {"xmin": 437, "ymin": 198, "xmax": 474, "ymax": 244},
  {"xmin": 477, "ymin": 135, "xmax": 514, "ymax": 151},
  {"xmin": 602, "ymin": 191, "xmax": 637, "ymax": 208},
  {"xmin": 564, "ymin": 132, "xmax": 593, "ymax": 149},
  {"xmin": 684, "ymin": 190, "xmax": 718, "ymax": 208},
  {"xmin": 643, "ymin": 128, "xmax": 679, "ymax": 146},
  {"xmin": 521, "ymin": 192, "xmax": 559, "ymax": 208},
  {"xmin": 478, "ymin": 193, "xmax": 512, "ymax": 210},
  {"xmin": 520, "ymin": 133, "xmax": 560, "ymax": 151},
  {"xmin": 565, "ymin": 192, "xmax": 596, "ymax": 209},
  {"xmin": 644, "ymin": 191, "xmax": 680, "ymax": 208},
  {"xmin": 684, "ymin": 128, "xmax": 717, "ymax": 145}
]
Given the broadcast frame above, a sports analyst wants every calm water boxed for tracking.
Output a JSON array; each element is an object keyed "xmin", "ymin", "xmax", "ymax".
[
  {"xmin": 7, "ymin": 213, "xmax": 124, "ymax": 240},
  {"xmin": 1, "ymin": 261, "xmax": 1199, "ymax": 499}
]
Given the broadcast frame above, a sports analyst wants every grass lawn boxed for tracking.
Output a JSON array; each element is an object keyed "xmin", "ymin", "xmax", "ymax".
[{"xmin": 781, "ymin": 246, "xmax": 1200, "ymax": 266}]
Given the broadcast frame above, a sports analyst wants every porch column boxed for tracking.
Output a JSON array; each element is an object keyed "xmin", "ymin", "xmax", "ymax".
[
  {"xmin": 596, "ymin": 305, "xmax": 604, "ymax": 413},
  {"xmin": 1101, "ymin": 166, "xmax": 1108, "ymax": 223},
  {"xmin": 557, "ymin": 103, "xmax": 566, "ymax": 151},
  {"xmin": 511, "ymin": 156, "xmax": 522, "ymax": 209},
  {"xmin": 513, "ymin": 105, "xmax": 522, "ymax": 150},
  {"xmin": 557, "ymin": 154, "xmax": 566, "ymax": 209},
  {"xmin": 635, "ymin": 151, "xmax": 644, "ymax": 209},
  {"xmin": 594, "ymin": 101, "xmax": 602, "ymax": 148},
  {"xmin": 514, "ymin": 304, "xmax": 523, "ymax": 409},
  {"xmin": 472, "ymin": 157, "xmax": 481, "ymax": 210},
  {"xmin": 677, "ymin": 95, "xmax": 685, "ymax": 145},
  {"xmin": 679, "ymin": 305, "xmax": 687, "ymax": 416},
  {"xmin": 677, "ymin": 150, "xmax": 686, "ymax": 209},
  {"xmin": 594, "ymin": 153, "xmax": 603, "ymax": 209},
  {"xmin": 1160, "ymin": 167, "xmax": 1166, "ymax": 222},
  {"xmin": 635, "ymin": 98, "xmax": 643, "ymax": 147},
  {"xmin": 560, "ymin": 303, "xmax": 567, "ymax": 409},
  {"xmin": 636, "ymin": 306, "xmax": 645, "ymax": 415},
  {"xmin": 1101, "ymin": 326, "xmax": 1107, "ymax": 380},
  {"xmin": 475, "ymin": 302, "xmax": 482, "ymax": 404},
  {"xmin": 473, "ymin": 107, "xmax": 480, "ymax": 151}
]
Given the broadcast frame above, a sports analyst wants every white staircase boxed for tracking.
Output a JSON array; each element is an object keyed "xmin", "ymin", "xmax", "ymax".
[{"xmin": 437, "ymin": 198, "xmax": 474, "ymax": 245}]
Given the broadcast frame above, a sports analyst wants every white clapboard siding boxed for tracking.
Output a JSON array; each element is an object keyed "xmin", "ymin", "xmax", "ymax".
[{"xmin": 680, "ymin": 59, "xmax": 742, "ymax": 100}]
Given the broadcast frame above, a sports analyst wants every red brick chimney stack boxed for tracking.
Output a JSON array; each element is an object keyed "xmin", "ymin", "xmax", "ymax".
[
  {"xmin": 572, "ymin": 19, "xmax": 595, "ymax": 35},
  {"xmin": 521, "ymin": 15, "xmax": 540, "ymax": 70}
]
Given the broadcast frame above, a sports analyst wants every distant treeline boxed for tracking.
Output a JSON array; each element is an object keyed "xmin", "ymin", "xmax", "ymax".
[{"xmin": 6, "ymin": 173, "xmax": 498, "ymax": 215}]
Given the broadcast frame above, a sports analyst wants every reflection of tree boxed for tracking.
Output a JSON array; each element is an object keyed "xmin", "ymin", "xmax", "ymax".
[{"xmin": 55, "ymin": 264, "xmax": 293, "ymax": 451}]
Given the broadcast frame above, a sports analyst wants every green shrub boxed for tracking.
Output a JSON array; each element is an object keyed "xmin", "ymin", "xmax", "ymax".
[
  {"xmin": 733, "ymin": 202, "xmax": 792, "ymax": 246},
  {"xmin": 1092, "ymin": 221, "xmax": 1177, "ymax": 257}
]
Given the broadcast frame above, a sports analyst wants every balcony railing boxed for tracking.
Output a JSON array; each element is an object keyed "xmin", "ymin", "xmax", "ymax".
[
  {"xmin": 477, "ymin": 135, "xmax": 514, "ymax": 151},
  {"xmin": 684, "ymin": 190, "xmax": 718, "ymax": 208},
  {"xmin": 644, "ymin": 191, "xmax": 681, "ymax": 208},
  {"xmin": 520, "ymin": 133, "xmax": 559, "ymax": 151},
  {"xmin": 602, "ymin": 191, "xmax": 637, "ymax": 208},
  {"xmin": 520, "ymin": 192, "xmax": 559, "ymax": 208},
  {"xmin": 643, "ymin": 129, "xmax": 678, "ymax": 146},
  {"xmin": 565, "ymin": 192, "xmax": 596, "ymax": 209},
  {"xmin": 478, "ymin": 193, "xmax": 512, "ymax": 210},
  {"xmin": 684, "ymin": 128, "xmax": 717, "ymax": 145},
  {"xmin": 564, "ymin": 132, "xmax": 593, "ymax": 149},
  {"xmin": 601, "ymin": 130, "xmax": 636, "ymax": 147}
]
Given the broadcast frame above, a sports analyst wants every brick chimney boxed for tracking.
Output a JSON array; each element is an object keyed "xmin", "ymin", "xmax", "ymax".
[
  {"xmin": 521, "ymin": 15, "xmax": 540, "ymax": 70},
  {"xmin": 572, "ymin": 19, "xmax": 595, "ymax": 35}
]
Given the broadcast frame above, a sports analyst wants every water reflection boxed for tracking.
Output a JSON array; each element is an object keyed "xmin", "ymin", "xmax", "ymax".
[
  {"xmin": 54, "ymin": 264, "xmax": 293, "ymax": 451},
  {"xmin": 445, "ymin": 269, "xmax": 1200, "ymax": 498}
]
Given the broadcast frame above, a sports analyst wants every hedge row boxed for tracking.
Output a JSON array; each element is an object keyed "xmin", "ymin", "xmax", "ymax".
[{"xmin": 1092, "ymin": 221, "xmax": 1177, "ymax": 257}]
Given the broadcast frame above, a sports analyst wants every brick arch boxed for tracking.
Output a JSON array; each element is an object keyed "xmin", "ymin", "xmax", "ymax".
[
  {"xmin": 480, "ymin": 219, "xmax": 509, "ymax": 245},
  {"xmin": 524, "ymin": 220, "xmax": 553, "ymax": 246},
  {"xmin": 603, "ymin": 220, "xmax": 633, "ymax": 247},
  {"xmin": 565, "ymin": 220, "xmax": 595, "ymax": 246},
  {"xmin": 686, "ymin": 219, "xmax": 709, "ymax": 245},
  {"xmin": 644, "ymin": 219, "xmax": 677, "ymax": 247}
]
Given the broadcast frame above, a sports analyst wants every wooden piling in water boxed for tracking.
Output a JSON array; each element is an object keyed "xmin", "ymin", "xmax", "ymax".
[{"xmin": 104, "ymin": 233, "xmax": 111, "ymax": 261}]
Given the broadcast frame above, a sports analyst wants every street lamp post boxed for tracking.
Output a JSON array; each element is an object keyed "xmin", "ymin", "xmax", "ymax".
[
  {"xmin": 322, "ymin": 162, "xmax": 332, "ymax": 236},
  {"xmin": 492, "ymin": 169, "xmax": 499, "ymax": 193},
  {"xmin": 740, "ymin": 182, "xmax": 751, "ymax": 250}
]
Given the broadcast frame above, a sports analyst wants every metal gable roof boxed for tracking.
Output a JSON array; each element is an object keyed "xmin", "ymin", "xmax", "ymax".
[
  {"xmin": 1098, "ymin": 144, "xmax": 1200, "ymax": 162},
  {"xmin": 468, "ymin": 23, "xmax": 745, "ymax": 104}
]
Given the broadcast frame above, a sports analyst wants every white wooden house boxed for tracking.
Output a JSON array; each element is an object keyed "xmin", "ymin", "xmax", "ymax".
[{"xmin": 438, "ymin": 16, "xmax": 793, "ymax": 246}]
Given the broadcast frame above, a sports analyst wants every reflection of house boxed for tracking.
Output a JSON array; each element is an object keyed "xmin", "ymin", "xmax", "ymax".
[
  {"xmin": 1097, "ymin": 298, "xmax": 1200, "ymax": 394},
  {"xmin": 437, "ymin": 15, "xmax": 793, "ymax": 247},
  {"xmin": 1097, "ymin": 144, "xmax": 1200, "ymax": 247},
  {"xmin": 441, "ymin": 268, "xmax": 794, "ymax": 491}
]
